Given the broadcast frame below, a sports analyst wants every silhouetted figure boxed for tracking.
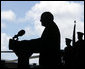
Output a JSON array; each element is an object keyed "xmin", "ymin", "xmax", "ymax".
[
  {"xmin": 39, "ymin": 12, "xmax": 61, "ymax": 68},
  {"xmin": 9, "ymin": 12, "xmax": 61, "ymax": 68},
  {"xmin": 21, "ymin": 12, "xmax": 61, "ymax": 68},
  {"xmin": 73, "ymin": 32, "xmax": 84, "ymax": 68},
  {"xmin": 64, "ymin": 38, "xmax": 74, "ymax": 68}
]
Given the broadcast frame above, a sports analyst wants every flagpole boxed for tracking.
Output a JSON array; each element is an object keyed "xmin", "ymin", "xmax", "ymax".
[{"xmin": 72, "ymin": 20, "xmax": 76, "ymax": 46}]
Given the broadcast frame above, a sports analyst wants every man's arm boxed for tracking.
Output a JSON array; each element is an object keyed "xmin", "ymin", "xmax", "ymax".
[{"xmin": 21, "ymin": 38, "xmax": 42, "ymax": 53}]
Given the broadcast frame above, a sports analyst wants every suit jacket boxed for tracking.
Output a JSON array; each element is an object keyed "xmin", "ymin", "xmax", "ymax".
[{"xmin": 39, "ymin": 22, "xmax": 61, "ymax": 67}]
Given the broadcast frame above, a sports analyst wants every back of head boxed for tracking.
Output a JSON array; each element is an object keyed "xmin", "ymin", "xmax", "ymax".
[
  {"xmin": 41, "ymin": 12, "xmax": 54, "ymax": 21},
  {"xmin": 40, "ymin": 12, "xmax": 54, "ymax": 27},
  {"xmin": 77, "ymin": 32, "xmax": 84, "ymax": 40}
]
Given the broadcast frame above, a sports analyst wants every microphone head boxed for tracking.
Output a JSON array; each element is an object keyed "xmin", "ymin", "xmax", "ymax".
[{"xmin": 17, "ymin": 30, "xmax": 25, "ymax": 36}]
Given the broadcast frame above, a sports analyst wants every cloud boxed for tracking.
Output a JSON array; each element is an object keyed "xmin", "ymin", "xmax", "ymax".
[
  {"xmin": 24, "ymin": 26, "xmax": 35, "ymax": 39},
  {"xmin": 1, "ymin": 10, "xmax": 16, "ymax": 21},
  {"xmin": 1, "ymin": 33, "xmax": 11, "ymax": 51},
  {"xmin": 25, "ymin": 1, "xmax": 84, "ymax": 20},
  {"xmin": 1, "ymin": 1, "xmax": 84, "ymax": 50},
  {"xmin": 25, "ymin": 1, "xmax": 84, "ymax": 49},
  {"xmin": 23, "ymin": 25, "xmax": 44, "ymax": 40}
]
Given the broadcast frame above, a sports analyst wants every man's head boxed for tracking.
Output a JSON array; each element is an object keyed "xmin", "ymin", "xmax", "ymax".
[
  {"xmin": 77, "ymin": 32, "xmax": 84, "ymax": 40},
  {"xmin": 65, "ymin": 38, "xmax": 72, "ymax": 46},
  {"xmin": 40, "ymin": 12, "xmax": 54, "ymax": 27}
]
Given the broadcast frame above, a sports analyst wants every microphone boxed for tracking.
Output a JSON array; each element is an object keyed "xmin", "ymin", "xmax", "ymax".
[
  {"xmin": 13, "ymin": 30, "xmax": 25, "ymax": 40},
  {"xmin": 17, "ymin": 30, "xmax": 25, "ymax": 37}
]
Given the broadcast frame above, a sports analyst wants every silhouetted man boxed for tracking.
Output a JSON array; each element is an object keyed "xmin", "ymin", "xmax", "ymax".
[
  {"xmin": 21, "ymin": 12, "xmax": 61, "ymax": 68},
  {"xmin": 64, "ymin": 38, "xmax": 74, "ymax": 68},
  {"xmin": 74, "ymin": 32, "xmax": 84, "ymax": 48},
  {"xmin": 9, "ymin": 12, "xmax": 61, "ymax": 68},
  {"xmin": 27, "ymin": 12, "xmax": 61, "ymax": 68},
  {"xmin": 73, "ymin": 32, "xmax": 84, "ymax": 68},
  {"xmin": 39, "ymin": 12, "xmax": 61, "ymax": 68}
]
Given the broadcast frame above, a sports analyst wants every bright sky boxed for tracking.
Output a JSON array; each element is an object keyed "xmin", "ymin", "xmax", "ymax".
[{"xmin": 1, "ymin": 1, "xmax": 84, "ymax": 64}]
